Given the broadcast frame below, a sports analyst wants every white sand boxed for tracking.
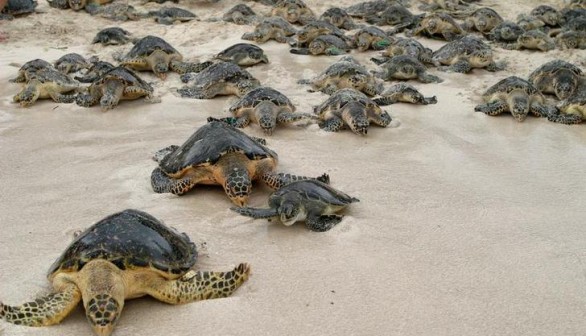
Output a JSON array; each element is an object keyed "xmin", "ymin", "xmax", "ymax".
[{"xmin": 1, "ymin": 0, "xmax": 586, "ymax": 335}]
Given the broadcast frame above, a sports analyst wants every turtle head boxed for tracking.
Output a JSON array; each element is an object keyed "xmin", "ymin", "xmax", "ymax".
[
  {"xmin": 278, "ymin": 196, "xmax": 304, "ymax": 226},
  {"xmin": 255, "ymin": 101, "xmax": 278, "ymax": 135},
  {"xmin": 286, "ymin": 6, "xmax": 301, "ymax": 23},
  {"xmin": 509, "ymin": 95, "xmax": 529, "ymax": 122},
  {"xmin": 153, "ymin": 61, "xmax": 169, "ymax": 80},
  {"xmin": 85, "ymin": 294, "xmax": 122, "ymax": 336},
  {"xmin": 68, "ymin": 0, "xmax": 86, "ymax": 10},
  {"xmin": 553, "ymin": 71, "xmax": 577, "ymax": 100}
]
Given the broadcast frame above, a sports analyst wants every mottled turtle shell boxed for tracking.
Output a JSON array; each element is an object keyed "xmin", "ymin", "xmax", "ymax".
[
  {"xmin": 345, "ymin": 0, "xmax": 390, "ymax": 17},
  {"xmin": 191, "ymin": 62, "xmax": 257, "ymax": 90},
  {"xmin": 151, "ymin": 7, "xmax": 197, "ymax": 20},
  {"xmin": 270, "ymin": 180, "xmax": 358, "ymax": 206},
  {"xmin": 528, "ymin": 60, "xmax": 584, "ymax": 82},
  {"xmin": 319, "ymin": 57, "xmax": 371, "ymax": 79},
  {"xmin": 30, "ymin": 68, "xmax": 79, "ymax": 87},
  {"xmin": 92, "ymin": 67, "xmax": 153, "ymax": 92},
  {"xmin": 229, "ymin": 87, "xmax": 294, "ymax": 113},
  {"xmin": 314, "ymin": 88, "xmax": 374, "ymax": 116},
  {"xmin": 487, "ymin": 21, "xmax": 524, "ymax": 42},
  {"xmin": 216, "ymin": 43, "xmax": 266, "ymax": 61},
  {"xmin": 158, "ymin": 121, "xmax": 278, "ymax": 175},
  {"xmin": 482, "ymin": 76, "xmax": 540, "ymax": 98},
  {"xmin": 48, "ymin": 209, "xmax": 197, "ymax": 277},
  {"xmin": 2, "ymin": 0, "xmax": 37, "ymax": 15},
  {"xmin": 124, "ymin": 35, "xmax": 181, "ymax": 59},
  {"xmin": 432, "ymin": 35, "xmax": 492, "ymax": 60}
]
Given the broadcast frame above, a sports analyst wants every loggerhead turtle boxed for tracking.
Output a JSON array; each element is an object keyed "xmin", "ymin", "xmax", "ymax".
[
  {"xmin": 455, "ymin": 7, "xmax": 504, "ymax": 34},
  {"xmin": 178, "ymin": 62, "xmax": 260, "ymax": 99},
  {"xmin": 528, "ymin": 60, "xmax": 584, "ymax": 100},
  {"xmin": 13, "ymin": 68, "xmax": 79, "ymax": 107}
]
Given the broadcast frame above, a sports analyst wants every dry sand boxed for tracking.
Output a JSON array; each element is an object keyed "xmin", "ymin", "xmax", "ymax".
[{"xmin": 1, "ymin": 0, "xmax": 586, "ymax": 335}]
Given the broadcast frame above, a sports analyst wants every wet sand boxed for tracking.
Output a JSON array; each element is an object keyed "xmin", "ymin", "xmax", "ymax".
[{"xmin": 1, "ymin": 0, "xmax": 586, "ymax": 335}]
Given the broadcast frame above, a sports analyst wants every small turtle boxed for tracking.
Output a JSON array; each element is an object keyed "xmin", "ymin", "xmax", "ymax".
[
  {"xmin": 178, "ymin": 62, "xmax": 261, "ymax": 99},
  {"xmin": 516, "ymin": 14, "xmax": 546, "ymax": 31},
  {"xmin": 214, "ymin": 43, "xmax": 269, "ymax": 66},
  {"xmin": 75, "ymin": 66, "xmax": 156, "ymax": 110},
  {"xmin": 530, "ymin": 5, "xmax": 562, "ymax": 27},
  {"xmin": 345, "ymin": 0, "xmax": 409, "ymax": 18},
  {"xmin": 313, "ymin": 88, "xmax": 392, "ymax": 135},
  {"xmin": 9, "ymin": 58, "xmax": 53, "ymax": 83},
  {"xmin": 352, "ymin": 26, "xmax": 394, "ymax": 51},
  {"xmin": 371, "ymin": 37, "xmax": 434, "ymax": 65},
  {"xmin": 373, "ymin": 83, "xmax": 437, "ymax": 105},
  {"xmin": 13, "ymin": 68, "xmax": 79, "ymax": 107},
  {"xmin": 241, "ymin": 17, "xmax": 297, "ymax": 44},
  {"xmin": 0, "ymin": 0, "xmax": 36, "ymax": 19},
  {"xmin": 293, "ymin": 20, "xmax": 349, "ymax": 48},
  {"xmin": 556, "ymin": 30, "xmax": 586, "ymax": 49},
  {"xmin": 418, "ymin": 0, "xmax": 468, "ymax": 11},
  {"xmin": 92, "ymin": 27, "xmax": 134, "ymax": 45},
  {"xmin": 213, "ymin": 87, "xmax": 314, "ymax": 135},
  {"xmin": 528, "ymin": 60, "xmax": 584, "ymax": 100},
  {"xmin": 487, "ymin": 21, "xmax": 525, "ymax": 44},
  {"xmin": 270, "ymin": 0, "xmax": 316, "ymax": 25},
  {"xmin": 67, "ymin": 0, "xmax": 112, "ymax": 12},
  {"xmin": 474, "ymin": 76, "xmax": 553, "ymax": 122},
  {"xmin": 365, "ymin": 4, "xmax": 423, "ymax": 34},
  {"xmin": 54, "ymin": 53, "xmax": 90, "ymax": 74},
  {"xmin": 74, "ymin": 60, "xmax": 115, "ymax": 83},
  {"xmin": 455, "ymin": 7, "xmax": 504, "ymax": 34},
  {"xmin": 548, "ymin": 89, "xmax": 586, "ymax": 124},
  {"xmin": 149, "ymin": 7, "xmax": 197, "ymax": 25},
  {"xmin": 119, "ymin": 35, "xmax": 211, "ymax": 79},
  {"xmin": 298, "ymin": 56, "xmax": 383, "ymax": 96},
  {"xmin": 0, "ymin": 209, "xmax": 250, "ymax": 336},
  {"xmin": 151, "ymin": 120, "xmax": 329, "ymax": 206},
  {"xmin": 231, "ymin": 180, "xmax": 359, "ymax": 232},
  {"xmin": 407, "ymin": 13, "xmax": 465, "ymax": 41},
  {"xmin": 290, "ymin": 34, "xmax": 351, "ymax": 56},
  {"xmin": 93, "ymin": 3, "xmax": 140, "ymax": 21},
  {"xmin": 222, "ymin": 4, "xmax": 257, "ymax": 25},
  {"xmin": 319, "ymin": 7, "xmax": 358, "ymax": 30},
  {"xmin": 432, "ymin": 35, "xmax": 506, "ymax": 73},
  {"xmin": 373, "ymin": 55, "xmax": 443, "ymax": 83},
  {"xmin": 502, "ymin": 30, "xmax": 556, "ymax": 51}
]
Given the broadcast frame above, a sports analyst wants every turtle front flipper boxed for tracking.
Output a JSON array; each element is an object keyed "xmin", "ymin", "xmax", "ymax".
[
  {"xmin": 319, "ymin": 115, "xmax": 345, "ymax": 132},
  {"xmin": 262, "ymin": 172, "xmax": 330, "ymax": 190},
  {"xmin": 170, "ymin": 60, "xmax": 213, "ymax": 74},
  {"xmin": 120, "ymin": 58, "xmax": 149, "ymax": 71},
  {"xmin": 276, "ymin": 111, "xmax": 318, "ymax": 124},
  {"xmin": 422, "ymin": 96, "xmax": 438, "ymax": 105},
  {"xmin": 100, "ymin": 80, "xmax": 125, "ymax": 111},
  {"xmin": 547, "ymin": 112, "xmax": 583, "ymax": 124},
  {"xmin": 340, "ymin": 102, "xmax": 370, "ymax": 135},
  {"xmin": 0, "ymin": 283, "xmax": 81, "ymax": 327},
  {"xmin": 440, "ymin": 60, "xmax": 472, "ymax": 73},
  {"xmin": 529, "ymin": 102, "xmax": 552, "ymax": 118},
  {"xmin": 48, "ymin": 89, "xmax": 77, "ymax": 104},
  {"xmin": 230, "ymin": 206, "xmax": 279, "ymax": 219},
  {"xmin": 418, "ymin": 72, "xmax": 443, "ymax": 83},
  {"xmin": 373, "ymin": 96, "xmax": 398, "ymax": 106},
  {"xmin": 290, "ymin": 48, "xmax": 311, "ymax": 55},
  {"xmin": 474, "ymin": 101, "xmax": 507, "ymax": 116},
  {"xmin": 305, "ymin": 214, "xmax": 343, "ymax": 232},
  {"xmin": 151, "ymin": 167, "xmax": 196, "ymax": 195},
  {"xmin": 13, "ymin": 82, "xmax": 41, "ymax": 107},
  {"xmin": 145, "ymin": 263, "xmax": 251, "ymax": 303}
]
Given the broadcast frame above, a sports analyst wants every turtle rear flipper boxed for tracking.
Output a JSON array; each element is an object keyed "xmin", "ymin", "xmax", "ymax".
[
  {"xmin": 305, "ymin": 214, "xmax": 343, "ymax": 232},
  {"xmin": 151, "ymin": 167, "xmax": 196, "ymax": 195},
  {"xmin": 231, "ymin": 206, "xmax": 279, "ymax": 219},
  {"xmin": 145, "ymin": 263, "xmax": 251, "ymax": 303},
  {"xmin": 289, "ymin": 48, "xmax": 310, "ymax": 55},
  {"xmin": 0, "ymin": 284, "xmax": 81, "ymax": 327},
  {"xmin": 262, "ymin": 172, "xmax": 330, "ymax": 190}
]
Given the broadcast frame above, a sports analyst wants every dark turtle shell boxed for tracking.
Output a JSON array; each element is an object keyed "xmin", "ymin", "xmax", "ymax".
[
  {"xmin": 192, "ymin": 62, "xmax": 256, "ymax": 89},
  {"xmin": 48, "ymin": 209, "xmax": 197, "ymax": 277},
  {"xmin": 124, "ymin": 35, "xmax": 180, "ymax": 58},
  {"xmin": 229, "ymin": 86, "xmax": 294, "ymax": 112},
  {"xmin": 93, "ymin": 66, "xmax": 153, "ymax": 91},
  {"xmin": 159, "ymin": 121, "xmax": 278, "ymax": 174},
  {"xmin": 483, "ymin": 76, "xmax": 540, "ymax": 97},
  {"xmin": 270, "ymin": 180, "xmax": 358, "ymax": 206},
  {"xmin": 321, "ymin": 57, "xmax": 370, "ymax": 78},
  {"xmin": 314, "ymin": 88, "xmax": 372, "ymax": 116}
]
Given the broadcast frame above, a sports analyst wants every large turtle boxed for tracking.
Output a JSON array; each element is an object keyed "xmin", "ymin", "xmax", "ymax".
[
  {"xmin": 270, "ymin": 0, "xmax": 316, "ymax": 25},
  {"xmin": 13, "ymin": 68, "xmax": 79, "ymax": 107},
  {"xmin": 9, "ymin": 58, "xmax": 53, "ymax": 83},
  {"xmin": 214, "ymin": 43, "xmax": 269, "ymax": 66},
  {"xmin": 530, "ymin": 5, "xmax": 562, "ymax": 27},
  {"xmin": 319, "ymin": 7, "xmax": 358, "ymax": 30},
  {"xmin": 474, "ymin": 76, "xmax": 553, "ymax": 122},
  {"xmin": 178, "ymin": 62, "xmax": 261, "ymax": 99},
  {"xmin": 150, "ymin": 121, "xmax": 329, "ymax": 206},
  {"xmin": 212, "ymin": 86, "xmax": 316, "ymax": 135},
  {"xmin": 0, "ymin": 209, "xmax": 250, "ymax": 336},
  {"xmin": 68, "ymin": 0, "xmax": 112, "ymax": 12},
  {"xmin": 75, "ymin": 66, "xmax": 156, "ymax": 110},
  {"xmin": 373, "ymin": 83, "xmax": 437, "ymax": 105},
  {"xmin": 313, "ymin": 88, "xmax": 392, "ymax": 135},
  {"xmin": 431, "ymin": 35, "xmax": 506, "ymax": 73},
  {"xmin": 528, "ymin": 60, "xmax": 584, "ymax": 100},
  {"xmin": 241, "ymin": 17, "xmax": 297, "ymax": 44},
  {"xmin": 297, "ymin": 56, "xmax": 383, "ymax": 96},
  {"xmin": 118, "ymin": 35, "xmax": 211, "ymax": 79},
  {"xmin": 373, "ymin": 55, "xmax": 443, "ymax": 83},
  {"xmin": 231, "ymin": 180, "xmax": 359, "ymax": 232}
]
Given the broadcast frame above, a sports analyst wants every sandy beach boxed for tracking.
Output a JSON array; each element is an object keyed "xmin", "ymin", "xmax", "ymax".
[{"xmin": 1, "ymin": 0, "xmax": 586, "ymax": 335}]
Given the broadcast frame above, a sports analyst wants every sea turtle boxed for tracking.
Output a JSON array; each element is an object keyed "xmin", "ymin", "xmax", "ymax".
[
  {"xmin": 373, "ymin": 83, "xmax": 437, "ymax": 105},
  {"xmin": 528, "ymin": 60, "xmax": 584, "ymax": 100},
  {"xmin": 74, "ymin": 60, "xmax": 115, "ymax": 83},
  {"xmin": 54, "ymin": 53, "xmax": 91, "ymax": 74},
  {"xmin": 92, "ymin": 27, "xmax": 135, "ymax": 45},
  {"xmin": 270, "ymin": 0, "xmax": 316, "ymax": 25},
  {"xmin": 0, "ymin": 209, "xmax": 250, "ymax": 336},
  {"xmin": 149, "ymin": 7, "xmax": 197, "ymax": 25},
  {"xmin": 93, "ymin": 3, "xmax": 140, "ymax": 21},
  {"xmin": 418, "ymin": 0, "xmax": 469, "ymax": 11},
  {"xmin": 290, "ymin": 34, "xmax": 351, "ymax": 55},
  {"xmin": 150, "ymin": 120, "xmax": 329, "ymax": 206},
  {"xmin": 67, "ymin": 0, "xmax": 112, "ymax": 12},
  {"xmin": 406, "ymin": 13, "xmax": 465, "ymax": 41},
  {"xmin": 487, "ymin": 21, "xmax": 525, "ymax": 44},
  {"xmin": 9, "ymin": 58, "xmax": 53, "ymax": 83},
  {"xmin": 474, "ymin": 76, "xmax": 553, "ymax": 122},
  {"xmin": 231, "ymin": 180, "xmax": 359, "ymax": 232},
  {"xmin": 431, "ymin": 35, "xmax": 506, "ymax": 73},
  {"xmin": 214, "ymin": 43, "xmax": 269, "ymax": 66},
  {"xmin": 454, "ymin": 7, "xmax": 504, "ymax": 34},
  {"xmin": 319, "ymin": 7, "xmax": 358, "ymax": 30},
  {"xmin": 313, "ymin": 88, "xmax": 392, "ymax": 135},
  {"xmin": 371, "ymin": 37, "xmax": 433, "ymax": 65},
  {"xmin": 530, "ymin": 5, "xmax": 562, "ymax": 27},
  {"xmin": 46, "ymin": 0, "xmax": 69, "ymax": 9},
  {"xmin": 502, "ymin": 30, "xmax": 556, "ymax": 51},
  {"xmin": 373, "ymin": 55, "xmax": 443, "ymax": 83},
  {"xmin": 345, "ymin": 0, "xmax": 410, "ymax": 18},
  {"xmin": 548, "ymin": 88, "xmax": 586, "ymax": 124},
  {"xmin": 13, "ymin": 68, "xmax": 79, "ymax": 107},
  {"xmin": 118, "ymin": 35, "xmax": 211, "ymax": 79},
  {"xmin": 241, "ymin": 17, "xmax": 297, "ymax": 44},
  {"xmin": 352, "ymin": 26, "xmax": 394, "ymax": 51},
  {"xmin": 365, "ymin": 4, "xmax": 423, "ymax": 34},
  {"xmin": 0, "ymin": 0, "xmax": 36, "ymax": 19},
  {"xmin": 516, "ymin": 14, "xmax": 546, "ymax": 31},
  {"xmin": 292, "ymin": 20, "xmax": 349, "ymax": 48},
  {"xmin": 75, "ymin": 66, "xmax": 156, "ymax": 110},
  {"xmin": 178, "ymin": 62, "xmax": 261, "ymax": 99},
  {"xmin": 556, "ymin": 30, "xmax": 586, "ymax": 49},
  {"xmin": 222, "ymin": 4, "xmax": 257, "ymax": 25},
  {"xmin": 297, "ymin": 56, "xmax": 383, "ymax": 96},
  {"xmin": 213, "ymin": 87, "xmax": 315, "ymax": 135}
]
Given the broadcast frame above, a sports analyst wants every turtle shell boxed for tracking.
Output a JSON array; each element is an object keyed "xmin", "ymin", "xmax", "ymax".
[
  {"xmin": 483, "ymin": 76, "xmax": 539, "ymax": 97},
  {"xmin": 217, "ymin": 43, "xmax": 265, "ymax": 60},
  {"xmin": 321, "ymin": 58, "xmax": 370, "ymax": 78},
  {"xmin": 270, "ymin": 180, "xmax": 358, "ymax": 206},
  {"xmin": 192, "ymin": 62, "xmax": 256, "ymax": 90},
  {"xmin": 433, "ymin": 35, "xmax": 491, "ymax": 60},
  {"xmin": 159, "ymin": 121, "xmax": 278, "ymax": 174},
  {"xmin": 528, "ymin": 60, "xmax": 583, "ymax": 82},
  {"xmin": 124, "ymin": 35, "xmax": 180, "ymax": 59},
  {"xmin": 229, "ymin": 87, "xmax": 294, "ymax": 113},
  {"xmin": 94, "ymin": 67, "xmax": 153, "ymax": 91},
  {"xmin": 314, "ymin": 88, "xmax": 371, "ymax": 116},
  {"xmin": 30, "ymin": 68, "xmax": 79, "ymax": 88},
  {"xmin": 48, "ymin": 209, "xmax": 197, "ymax": 277},
  {"xmin": 151, "ymin": 7, "xmax": 197, "ymax": 19},
  {"xmin": 345, "ymin": 0, "xmax": 389, "ymax": 17}
]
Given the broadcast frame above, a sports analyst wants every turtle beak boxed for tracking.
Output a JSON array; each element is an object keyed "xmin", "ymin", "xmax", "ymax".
[
  {"xmin": 92, "ymin": 325, "xmax": 115, "ymax": 336},
  {"xmin": 232, "ymin": 196, "xmax": 248, "ymax": 208},
  {"xmin": 261, "ymin": 54, "xmax": 269, "ymax": 64}
]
